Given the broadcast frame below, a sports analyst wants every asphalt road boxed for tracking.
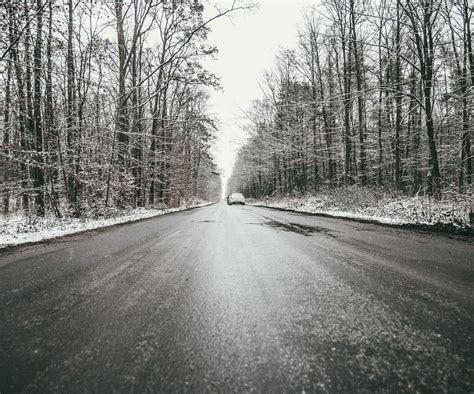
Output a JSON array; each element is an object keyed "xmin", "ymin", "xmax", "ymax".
[{"xmin": 1, "ymin": 203, "xmax": 473, "ymax": 393}]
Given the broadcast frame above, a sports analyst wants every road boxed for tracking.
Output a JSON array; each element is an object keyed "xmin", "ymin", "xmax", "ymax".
[{"xmin": 1, "ymin": 203, "xmax": 473, "ymax": 392}]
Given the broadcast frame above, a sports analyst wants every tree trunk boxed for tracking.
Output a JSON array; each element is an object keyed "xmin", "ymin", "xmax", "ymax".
[
  {"xmin": 32, "ymin": 0, "xmax": 45, "ymax": 216},
  {"xmin": 350, "ymin": 0, "xmax": 367, "ymax": 185},
  {"xmin": 115, "ymin": 0, "xmax": 130, "ymax": 207},
  {"xmin": 393, "ymin": 2, "xmax": 402, "ymax": 188}
]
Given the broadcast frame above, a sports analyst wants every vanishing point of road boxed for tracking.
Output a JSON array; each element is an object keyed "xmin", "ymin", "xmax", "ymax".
[{"xmin": 1, "ymin": 203, "xmax": 473, "ymax": 392}]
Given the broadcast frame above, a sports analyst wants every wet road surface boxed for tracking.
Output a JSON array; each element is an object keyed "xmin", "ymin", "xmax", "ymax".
[{"xmin": 1, "ymin": 203, "xmax": 473, "ymax": 392}]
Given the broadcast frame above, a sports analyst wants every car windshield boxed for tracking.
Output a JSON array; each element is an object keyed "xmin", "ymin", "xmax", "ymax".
[{"xmin": 231, "ymin": 193, "xmax": 244, "ymax": 198}]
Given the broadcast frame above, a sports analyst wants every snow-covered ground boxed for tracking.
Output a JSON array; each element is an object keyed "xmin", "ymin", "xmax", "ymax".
[
  {"xmin": 248, "ymin": 187, "xmax": 472, "ymax": 230},
  {"xmin": 0, "ymin": 200, "xmax": 212, "ymax": 249}
]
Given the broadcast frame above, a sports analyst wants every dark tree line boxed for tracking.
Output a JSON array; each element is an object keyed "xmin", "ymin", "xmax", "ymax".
[
  {"xmin": 0, "ymin": 0, "xmax": 242, "ymax": 217},
  {"xmin": 230, "ymin": 0, "xmax": 472, "ymax": 203}
]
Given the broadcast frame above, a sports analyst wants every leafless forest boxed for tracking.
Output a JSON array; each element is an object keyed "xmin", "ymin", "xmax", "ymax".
[
  {"xmin": 230, "ymin": 0, "xmax": 472, "ymax": 206},
  {"xmin": 0, "ymin": 0, "xmax": 243, "ymax": 217}
]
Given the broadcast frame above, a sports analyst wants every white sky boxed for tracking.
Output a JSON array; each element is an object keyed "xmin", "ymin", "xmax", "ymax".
[{"xmin": 203, "ymin": 0, "xmax": 316, "ymax": 192}]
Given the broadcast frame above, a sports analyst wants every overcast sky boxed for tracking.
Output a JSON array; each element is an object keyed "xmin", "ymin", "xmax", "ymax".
[{"xmin": 204, "ymin": 0, "xmax": 315, "ymax": 192}]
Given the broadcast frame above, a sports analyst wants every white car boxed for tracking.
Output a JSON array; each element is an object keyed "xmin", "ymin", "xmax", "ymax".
[{"xmin": 227, "ymin": 193, "xmax": 246, "ymax": 205}]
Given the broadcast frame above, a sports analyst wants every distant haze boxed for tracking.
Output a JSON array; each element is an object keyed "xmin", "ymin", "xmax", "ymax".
[{"xmin": 204, "ymin": 0, "xmax": 316, "ymax": 196}]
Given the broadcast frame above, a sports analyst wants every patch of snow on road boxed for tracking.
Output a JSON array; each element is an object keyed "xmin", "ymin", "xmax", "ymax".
[
  {"xmin": 248, "ymin": 187, "xmax": 471, "ymax": 229},
  {"xmin": 0, "ymin": 201, "xmax": 211, "ymax": 248}
]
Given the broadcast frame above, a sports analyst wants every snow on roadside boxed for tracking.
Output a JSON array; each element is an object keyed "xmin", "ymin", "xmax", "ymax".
[
  {"xmin": 248, "ymin": 188, "xmax": 471, "ymax": 229},
  {"xmin": 0, "ymin": 201, "xmax": 211, "ymax": 249}
]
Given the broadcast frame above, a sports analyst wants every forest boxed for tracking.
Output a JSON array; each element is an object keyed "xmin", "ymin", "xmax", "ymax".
[
  {"xmin": 229, "ymin": 0, "xmax": 472, "ymax": 213},
  {"xmin": 0, "ymin": 0, "xmax": 237, "ymax": 218}
]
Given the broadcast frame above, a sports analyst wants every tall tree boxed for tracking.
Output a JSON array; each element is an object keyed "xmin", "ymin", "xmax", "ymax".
[{"xmin": 32, "ymin": 0, "xmax": 45, "ymax": 215}]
